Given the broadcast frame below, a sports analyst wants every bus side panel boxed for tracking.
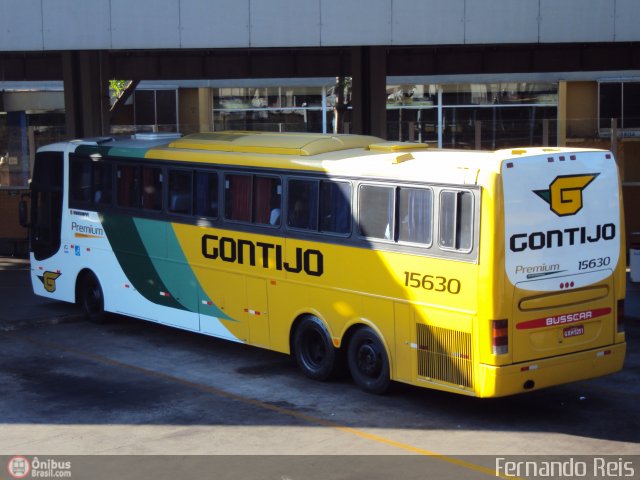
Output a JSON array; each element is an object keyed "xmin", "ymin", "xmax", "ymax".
[
  {"xmin": 194, "ymin": 265, "xmax": 248, "ymax": 342},
  {"xmin": 247, "ymin": 277, "xmax": 271, "ymax": 348},
  {"xmin": 172, "ymin": 223, "xmax": 252, "ymax": 342},
  {"xmin": 394, "ymin": 302, "xmax": 414, "ymax": 383},
  {"xmin": 412, "ymin": 306, "xmax": 475, "ymax": 393},
  {"xmin": 475, "ymin": 172, "xmax": 514, "ymax": 367}
]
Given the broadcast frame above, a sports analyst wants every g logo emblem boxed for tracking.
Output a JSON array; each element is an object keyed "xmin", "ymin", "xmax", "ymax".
[
  {"xmin": 534, "ymin": 174, "xmax": 598, "ymax": 217},
  {"xmin": 38, "ymin": 271, "xmax": 61, "ymax": 293}
]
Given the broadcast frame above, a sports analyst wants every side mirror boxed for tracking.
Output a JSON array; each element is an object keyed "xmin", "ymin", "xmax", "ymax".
[{"xmin": 19, "ymin": 193, "xmax": 30, "ymax": 228}]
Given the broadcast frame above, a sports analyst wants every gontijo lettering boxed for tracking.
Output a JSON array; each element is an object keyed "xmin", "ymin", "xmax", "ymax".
[
  {"xmin": 201, "ymin": 234, "xmax": 324, "ymax": 277},
  {"xmin": 510, "ymin": 223, "xmax": 615, "ymax": 252}
]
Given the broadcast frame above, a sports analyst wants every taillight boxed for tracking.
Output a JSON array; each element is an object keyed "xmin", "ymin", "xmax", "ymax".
[
  {"xmin": 492, "ymin": 319, "xmax": 509, "ymax": 355},
  {"xmin": 617, "ymin": 299, "xmax": 625, "ymax": 333}
]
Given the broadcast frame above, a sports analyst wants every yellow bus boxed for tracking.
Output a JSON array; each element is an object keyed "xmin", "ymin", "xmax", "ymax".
[{"xmin": 23, "ymin": 131, "xmax": 626, "ymax": 397}]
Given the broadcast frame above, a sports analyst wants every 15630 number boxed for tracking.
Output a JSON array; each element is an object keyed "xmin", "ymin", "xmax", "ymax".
[{"xmin": 403, "ymin": 271, "xmax": 461, "ymax": 294}]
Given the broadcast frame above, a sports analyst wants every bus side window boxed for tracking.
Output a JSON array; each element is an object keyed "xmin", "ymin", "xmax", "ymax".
[
  {"xmin": 287, "ymin": 179, "xmax": 318, "ymax": 230},
  {"xmin": 141, "ymin": 167, "xmax": 163, "ymax": 210},
  {"xmin": 398, "ymin": 187, "xmax": 432, "ymax": 245},
  {"xmin": 358, "ymin": 184, "xmax": 394, "ymax": 239},
  {"xmin": 439, "ymin": 190, "xmax": 473, "ymax": 251},
  {"xmin": 117, "ymin": 165, "xmax": 139, "ymax": 208},
  {"xmin": 225, "ymin": 173, "xmax": 280, "ymax": 225},
  {"xmin": 254, "ymin": 176, "xmax": 281, "ymax": 226},
  {"xmin": 168, "ymin": 169, "xmax": 193, "ymax": 215},
  {"xmin": 92, "ymin": 162, "xmax": 112, "ymax": 205},
  {"xmin": 194, "ymin": 171, "xmax": 218, "ymax": 218},
  {"xmin": 70, "ymin": 156, "xmax": 112, "ymax": 207},
  {"xmin": 319, "ymin": 181, "xmax": 351, "ymax": 234},
  {"xmin": 69, "ymin": 158, "xmax": 92, "ymax": 202},
  {"xmin": 225, "ymin": 174, "xmax": 252, "ymax": 222}
]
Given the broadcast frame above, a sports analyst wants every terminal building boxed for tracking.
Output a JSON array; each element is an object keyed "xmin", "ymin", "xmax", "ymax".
[{"xmin": 0, "ymin": 0, "xmax": 639, "ymax": 253}]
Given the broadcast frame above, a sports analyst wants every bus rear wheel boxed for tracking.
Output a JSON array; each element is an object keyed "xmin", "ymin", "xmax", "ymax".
[
  {"xmin": 293, "ymin": 316, "xmax": 337, "ymax": 381},
  {"xmin": 347, "ymin": 326, "xmax": 390, "ymax": 394},
  {"xmin": 79, "ymin": 271, "xmax": 105, "ymax": 323}
]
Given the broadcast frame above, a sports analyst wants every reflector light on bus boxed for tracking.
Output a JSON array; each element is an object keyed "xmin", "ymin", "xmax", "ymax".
[{"xmin": 492, "ymin": 319, "xmax": 509, "ymax": 355}]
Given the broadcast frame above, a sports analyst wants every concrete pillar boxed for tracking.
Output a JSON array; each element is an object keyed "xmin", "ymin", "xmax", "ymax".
[
  {"xmin": 557, "ymin": 80, "xmax": 567, "ymax": 147},
  {"xmin": 63, "ymin": 51, "xmax": 111, "ymax": 138},
  {"xmin": 198, "ymin": 88, "xmax": 213, "ymax": 132},
  {"xmin": 6, "ymin": 111, "xmax": 29, "ymax": 186},
  {"xmin": 350, "ymin": 46, "xmax": 387, "ymax": 139}
]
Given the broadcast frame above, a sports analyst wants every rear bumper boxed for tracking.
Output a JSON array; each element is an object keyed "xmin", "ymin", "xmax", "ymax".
[{"xmin": 475, "ymin": 343, "xmax": 626, "ymax": 398}]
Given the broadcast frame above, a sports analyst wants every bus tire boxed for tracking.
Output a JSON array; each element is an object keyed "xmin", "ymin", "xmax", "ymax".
[
  {"xmin": 293, "ymin": 315, "xmax": 337, "ymax": 381},
  {"xmin": 79, "ymin": 271, "xmax": 106, "ymax": 324},
  {"xmin": 347, "ymin": 326, "xmax": 390, "ymax": 394}
]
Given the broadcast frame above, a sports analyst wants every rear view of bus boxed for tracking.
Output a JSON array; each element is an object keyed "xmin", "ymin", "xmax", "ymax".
[{"xmin": 488, "ymin": 148, "xmax": 626, "ymax": 397}]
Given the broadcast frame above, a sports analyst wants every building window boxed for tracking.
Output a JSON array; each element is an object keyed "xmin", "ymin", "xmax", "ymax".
[
  {"xmin": 134, "ymin": 89, "xmax": 178, "ymax": 132},
  {"xmin": 386, "ymin": 81, "xmax": 558, "ymax": 149},
  {"xmin": 213, "ymin": 84, "xmax": 337, "ymax": 134},
  {"xmin": 599, "ymin": 80, "xmax": 640, "ymax": 133}
]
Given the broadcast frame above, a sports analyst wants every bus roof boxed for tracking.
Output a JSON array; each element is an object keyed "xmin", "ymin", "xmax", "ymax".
[
  {"xmin": 167, "ymin": 131, "xmax": 385, "ymax": 156},
  {"xmin": 69, "ymin": 132, "xmax": 610, "ymax": 184}
]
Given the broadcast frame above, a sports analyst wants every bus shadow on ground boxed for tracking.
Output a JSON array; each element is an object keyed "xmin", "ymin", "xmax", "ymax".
[{"xmin": 0, "ymin": 316, "xmax": 637, "ymax": 446}]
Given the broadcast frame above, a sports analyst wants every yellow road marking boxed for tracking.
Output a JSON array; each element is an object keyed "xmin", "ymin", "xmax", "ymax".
[{"xmin": 16, "ymin": 333, "xmax": 518, "ymax": 479}]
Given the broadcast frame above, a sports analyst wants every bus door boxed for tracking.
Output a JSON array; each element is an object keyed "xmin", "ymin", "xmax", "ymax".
[
  {"xmin": 29, "ymin": 152, "xmax": 64, "ymax": 261},
  {"xmin": 502, "ymin": 151, "xmax": 621, "ymax": 362}
]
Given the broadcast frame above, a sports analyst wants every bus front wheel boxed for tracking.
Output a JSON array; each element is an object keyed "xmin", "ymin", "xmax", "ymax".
[
  {"xmin": 79, "ymin": 271, "xmax": 105, "ymax": 323},
  {"xmin": 347, "ymin": 326, "xmax": 390, "ymax": 394},
  {"xmin": 293, "ymin": 316, "xmax": 337, "ymax": 381}
]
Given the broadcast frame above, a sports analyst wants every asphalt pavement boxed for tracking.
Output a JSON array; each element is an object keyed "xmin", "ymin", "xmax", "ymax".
[
  {"xmin": 0, "ymin": 256, "xmax": 82, "ymax": 331},
  {"xmin": 1, "ymin": 255, "xmax": 639, "ymax": 332}
]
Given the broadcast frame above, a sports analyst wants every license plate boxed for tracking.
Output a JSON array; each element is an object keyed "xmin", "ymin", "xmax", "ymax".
[{"xmin": 563, "ymin": 325, "xmax": 585, "ymax": 338}]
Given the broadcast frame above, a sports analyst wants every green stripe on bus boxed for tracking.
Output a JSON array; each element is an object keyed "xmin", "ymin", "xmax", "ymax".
[
  {"xmin": 134, "ymin": 218, "xmax": 231, "ymax": 320},
  {"xmin": 74, "ymin": 145, "xmax": 150, "ymax": 159},
  {"xmin": 101, "ymin": 214, "xmax": 184, "ymax": 311}
]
